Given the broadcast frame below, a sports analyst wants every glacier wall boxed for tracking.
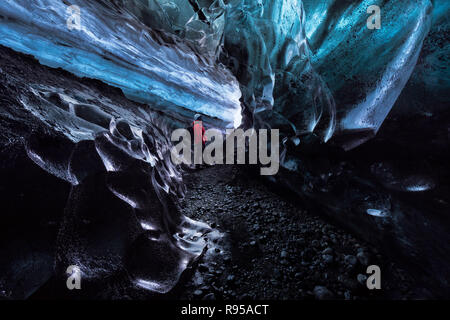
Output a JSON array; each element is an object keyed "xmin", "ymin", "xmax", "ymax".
[
  {"xmin": 303, "ymin": 0, "xmax": 433, "ymax": 148},
  {"xmin": 0, "ymin": 0, "xmax": 441, "ymax": 146},
  {"xmin": 0, "ymin": 0, "xmax": 449, "ymax": 297},
  {"xmin": 0, "ymin": 45, "xmax": 213, "ymax": 298},
  {"xmin": 0, "ymin": 0, "xmax": 242, "ymax": 128}
]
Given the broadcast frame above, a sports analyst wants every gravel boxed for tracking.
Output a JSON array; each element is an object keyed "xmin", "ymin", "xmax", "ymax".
[{"xmin": 178, "ymin": 165, "xmax": 419, "ymax": 300}]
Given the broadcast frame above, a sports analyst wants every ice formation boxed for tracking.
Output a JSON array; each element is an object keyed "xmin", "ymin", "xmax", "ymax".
[
  {"xmin": 0, "ymin": 0, "xmax": 449, "ymax": 297},
  {"xmin": 0, "ymin": 0, "xmax": 242, "ymax": 128}
]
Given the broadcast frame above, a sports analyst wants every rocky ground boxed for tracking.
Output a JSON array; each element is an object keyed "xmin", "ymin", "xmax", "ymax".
[{"xmin": 174, "ymin": 164, "xmax": 422, "ymax": 300}]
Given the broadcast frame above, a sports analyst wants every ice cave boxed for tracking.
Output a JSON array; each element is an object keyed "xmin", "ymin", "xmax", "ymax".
[{"xmin": 0, "ymin": 0, "xmax": 448, "ymax": 300}]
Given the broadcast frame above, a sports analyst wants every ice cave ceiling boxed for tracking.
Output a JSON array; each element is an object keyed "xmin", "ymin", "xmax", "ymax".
[
  {"xmin": 1, "ymin": 0, "xmax": 447, "ymax": 143},
  {"xmin": 0, "ymin": 0, "xmax": 448, "ymax": 299}
]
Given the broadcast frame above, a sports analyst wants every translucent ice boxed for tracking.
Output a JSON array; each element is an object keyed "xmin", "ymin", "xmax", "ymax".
[
  {"xmin": 0, "ymin": 0, "xmax": 242, "ymax": 127},
  {"xmin": 303, "ymin": 0, "xmax": 433, "ymax": 145}
]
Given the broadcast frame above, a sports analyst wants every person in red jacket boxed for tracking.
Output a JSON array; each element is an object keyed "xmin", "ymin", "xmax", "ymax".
[{"xmin": 192, "ymin": 114, "xmax": 206, "ymax": 146}]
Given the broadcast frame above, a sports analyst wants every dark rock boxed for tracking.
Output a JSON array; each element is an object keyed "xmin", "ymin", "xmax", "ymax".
[
  {"xmin": 357, "ymin": 251, "xmax": 370, "ymax": 266},
  {"xmin": 344, "ymin": 255, "xmax": 358, "ymax": 268},
  {"xmin": 313, "ymin": 286, "xmax": 335, "ymax": 300},
  {"xmin": 193, "ymin": 289, "xmax": 203, "ymax": 297},
  {"xmin": 302, "ymin": 248, "xmax": 315, "ymax": 261},
  {"xmin": 202, "ymin": 293, "xmax": 216, "ymax": 300},
  {"xmin": 322, "ymin": 254, "xmax": 334, "ymax": 265},
  {"xmin": 226, "ymin": 275, "xmax": 235, "ymax": 284},
  {"xmin": 357, "ymin": 274, "xmax": 368, "ymax": 286}
]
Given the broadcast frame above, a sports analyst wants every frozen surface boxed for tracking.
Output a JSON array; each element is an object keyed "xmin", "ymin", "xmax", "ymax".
[
  {"xmin": 0, "ymin": 47, "xmax": 211, "ymax": 298},
  {"xmin": 0, "ymin": 0, "xmax": 445, "ymax": 145},
  {"xmin": 303, "ymin": 0, "xmax": 433, "ymax": 143},
  {"xmin": 0, "ymin": 0, "xmax": 449, "ymax": 298},
  {"xmin": 0, "ymin": 0, "xmax": 242, "ymax": 128}
]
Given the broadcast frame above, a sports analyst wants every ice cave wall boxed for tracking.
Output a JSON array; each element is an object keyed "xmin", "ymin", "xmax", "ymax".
[
  {"xmin": 0, "ymin": 0, "xmax": 449, "ymax": 297},
  {"xmin": 303, "ymin": 0, "xmax": 433, "ymax": 147},
  {"xmin": 0, "ymin": 0, "xmax": 242, "ymax": 128},
  {"xmin": 108, "ymin": 0, "xmax": 444, "ymax": 149},
  {"xmin": 0, "ymin": 45, "xmax": 211, "ymax": 298},
  {"xmin": 0, "ymin": 0, "xmax": 444, "ymax": 145}
]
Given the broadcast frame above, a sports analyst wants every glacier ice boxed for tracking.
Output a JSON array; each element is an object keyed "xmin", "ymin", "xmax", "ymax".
[
  {"xmin": 0, "ymin": 0, "xmax": 441, "ymax": 147},
  {"xmin": 0, "ymin": 0, "xmax": 242, "ymax": 128},
  {"xmin": 0, "ymin": 49, "xmax": 211, "ymax": 297},
  {"xmin": 0, "ymin": 0, "xmax": 449, "ymax": 298},
  {"xmin": 221, "ymin": 0, "xmax": 336, "ymax": 143},
  {"xmin": 303, "ymin": 0, "xmax": 433, "ymax": 148}
]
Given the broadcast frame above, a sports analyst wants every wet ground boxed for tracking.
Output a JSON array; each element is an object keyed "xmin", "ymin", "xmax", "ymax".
[{"xmin": 175, "ymin": 164, "xmax": 421, "ymax": 300}]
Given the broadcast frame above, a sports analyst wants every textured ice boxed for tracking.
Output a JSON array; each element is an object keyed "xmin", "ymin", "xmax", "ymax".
[
  {"xmin": 0, "ymin": 62, "xmax": 210, "ymax": 297},
  {"xmin": 0, "ymin": 0, "xmax": 449, "ymax": 297},
  {"xmin": 303, "ymin": 0, "xmax": 433, "ymax": 145},
  {"xmin": 33, "ymin": 85, "xmax": 210, "ymax": 293},
  {"xmin": 227, "ymin": 0, "xmax": 336, "ymax": 142},
  {"xmin": 0, "ymin": 0, "xmax": 443, "ymax": 146},
  {"xmin": 0, "ymin": 0, "xmax": 242, "ymax": 128}
]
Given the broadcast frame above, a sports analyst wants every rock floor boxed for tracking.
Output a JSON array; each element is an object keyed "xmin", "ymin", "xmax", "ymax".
[{"xmin": 176, "ymin": 164, "xmax": 420, "ymax": 300}]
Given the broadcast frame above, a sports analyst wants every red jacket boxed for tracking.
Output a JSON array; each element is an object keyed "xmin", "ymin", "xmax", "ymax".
[{"xmin": 193, "ymin": 120, "xmax": 206, "ymax": 145}]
